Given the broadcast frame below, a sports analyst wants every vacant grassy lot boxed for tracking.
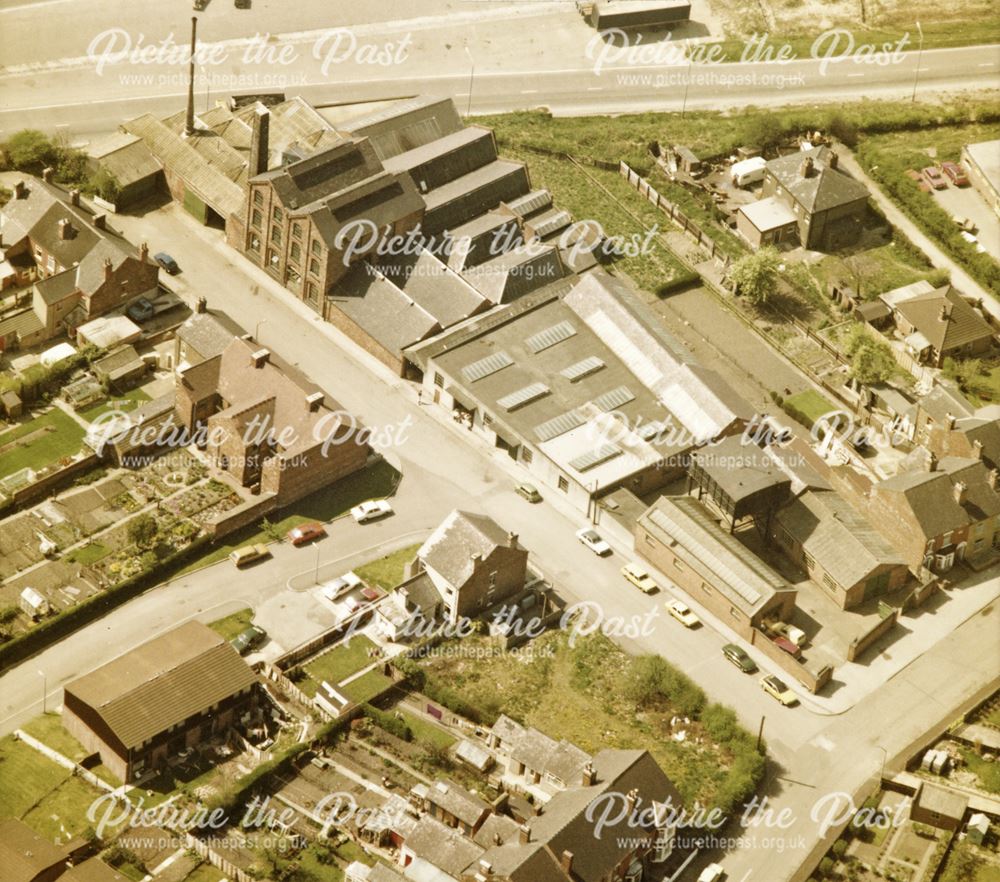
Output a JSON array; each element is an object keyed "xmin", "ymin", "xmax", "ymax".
[
  {"xmin": 783, "ymin": 390, "xmax": 838, "ymax": 429},
  {"xmin": 179, "ymin": 458, "xmax": 400, "ymax": 573},
  {"xmin": 355, "ymin": 543, "xmax": 421, "ymax": 591},
  {"xmin": 0, "ymin": 408, "xmax": 86, "ymax": 479},
  {"xmin": 395, "ymin": 708, "xmax": 456, "ymax": 751},
  {"xmin": 78, "ymin": 387, "xmax": 151, "ymax": 423},
  {"xmin": 20, "ymin": 712, "xmax": 88, "ymax": 763},
  {"xmin": 208, "ymin": 608, "xmax": 255, "ymax": 641},
  {"xmin": 415, "ymin": 630, "xmax": 762, "ymax": 810},
  {"xmin": 300, "ymin": 634, "xmax": 378, "ymax": 697}
]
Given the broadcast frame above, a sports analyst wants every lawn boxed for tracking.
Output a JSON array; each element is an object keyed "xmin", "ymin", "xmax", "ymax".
[
  {"xmin": 300, "ymin": 634, "xmax": 379, "ymax": 697},
  {"xmin": 961, "ymin": 747, "xmax": 1000, "ymax": 793},
  {"xmin": 78, "ymin": 387, "xmax": 151, "ymax": 423},
  {"xmin": 182, "ymin": 864, "xmax": 227, "ymax": 882},
  {"xmin": 355, "ymin": 544, "xmax": 421, "ymax": 591},
  {"xmin": 207, "ymin": 607, "xmax": 255, "ymax": 642},
  {"xmin": 66, "ymin": 541, "xmax": 111, "ymax": 566},
  {"xmin": 22, "ymin": 773, "xmax": 104, "ymax": 842},
  {"xmin": 415, "ymin": 630, "xmax": 762, "ymax": 811},
  {"xmin": 341, "ymin": 669, "xmax": 394, "ymax": 705},
  {"xmin": 0, "ymin": 408, "xmax": 86, "ymax": 479},
  {"xmin": 20, "ymin": 712, "xmax": 88, "ymax": 763},
  {"xmin": 177, "ymin": 458, "xmax": 401, "ymax": 574},
  {"xmin": 783, "ymin": 389, "xmax": 838, "ymax": 429},
  {"xmin": 395, "ymin": 709, "xmax": 456, "ymax": 751},
  {"xmin": 813, "ymin": 241, "xmax": 941, "ymax": 301}
]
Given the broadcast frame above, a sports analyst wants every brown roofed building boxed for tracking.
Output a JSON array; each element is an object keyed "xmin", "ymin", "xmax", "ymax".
[
  {"xmin": 61, "ymin": 859, "xmax": 130, "ymax": 882},
  {"xmin": 61, "ymin": 620, "xmax": 261, "ymax": 783},
  {"xmin": 891, "ymin": 285, "xmax": 995, "ymax": 366},
  {"xmin": 0, "ymin": 818, "xmax": 71, "ymax": 882}
]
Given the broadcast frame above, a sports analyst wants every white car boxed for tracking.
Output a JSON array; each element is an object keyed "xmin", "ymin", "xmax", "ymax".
[
  {"xmin": 665, "ymin": 598, "xmax": 700, "ymax": 628},
  {"xmin": 576, "ymin": 527, "xmax": 611, "ymax": 556},
  {"xmin": 698, "ymin": 863, "xmax": 725, "ymax": 882},
  {"xmin": 774, "ymin": 621, "xmax": 808, "ymax": 648},
  {"xmin": 350, "ymin": 499, "xmax": 393, "ymax": 524},
  {"xmin": 960, "ymin": 230, "xmax": 986, "ymax": 253},
  {"xmin": 621, "ymin": 562, "xmax": 658, "ymax": 594},
  {"xmin": 322, "ymin": 571, "xmax": 362, "ymax": 602}
]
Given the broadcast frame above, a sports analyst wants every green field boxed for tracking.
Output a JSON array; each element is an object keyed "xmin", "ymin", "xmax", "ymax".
[
  {"xmin": 0, "ymin": 408, "xmax": 86, "ymax": 479},
  {"xmin": 355, "ymin": 544, "xmax": 421, "ymax": 591},
  {"xmin": 300, "ymin": 635, "xmax": 378, "ymax": 697}
]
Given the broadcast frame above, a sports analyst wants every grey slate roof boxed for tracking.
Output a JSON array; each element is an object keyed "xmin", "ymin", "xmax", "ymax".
[
  {"xmin": 403, "ymin": 815, "xmax": 483, "ymax": 877},
  {"xmin": 176, "ymin": 310, "xmax": 245, "ymax": 362},
  {"xmin": 776, "ymin": 490, "xmax": 906, "ymax": 587},
  {"xmin": 490, "ymin": 714, "xmax": 591, "ymax": 785},
  {"xmin": 765, "ymin": 146, "xmax": 869, "ymax": 212},
  {"xmin": 418, "ymin": 509, "xmax": 519, "ymax": 590}
]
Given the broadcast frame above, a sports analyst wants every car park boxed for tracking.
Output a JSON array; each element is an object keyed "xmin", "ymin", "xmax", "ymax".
[
  {"xmin": 230, "ymin": 625, "xmax": 266, "ymax": 655},
  {"xmin": 760, "ymin": 675, "xmax": 798, "ymax": 706},
  {"xmin": 154, "ymin": 252, "xmax": 181, "ymax": 274},
  {"xmin": 921, "ymin": 166, "xmax": 947, "ymax": 190},
  {"xmin": 515, "ymin": 483, "xmax": 542, "ymax": 503},
  {"xmin": 941, "ymin": 161, "xmax": 969, "ymax": 186},
  {"xmin": 621, "ymin": 562, "xmax": 658, "ymax": 594},
  {"xmin": 576, "ymin": 527, "xmax": 611, "ymax": 556},
  {"xmin": 287, "ymin": 521, "xmax": 326, "ymax": 546},
  {"xmin": 665, "ymin": 598, "xmax": 700, "ymax": 627},
  {"xmin": 722, "ymin": 643, "xmax": 758, "ymax": 673},
  {"xmin": 350, "ymin": 499, "xmax": 393, "ymax": 523},
  {"xmin": 322, "ymin": 571, "xmax": 362, "ymax": 602},
  {"xmin": 229, "ymin": 543, "xmax": 270, "ymax": 567}
]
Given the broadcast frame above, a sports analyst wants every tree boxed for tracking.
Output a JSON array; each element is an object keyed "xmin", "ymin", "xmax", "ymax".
[
  {"xmin": 943, "ymin": 357, "xmax": 992, "ymax": 400},
  {"xmin": 730, "ymin": 247, "xmax": 780, "ymax": 304},
  {"xmin": 87, "ymin": 167, "xmax": 121, "ymax": 202},
  {"xmin": 5, "ymin": 130, "xmax": 57, "ymax": 172},
  {"xmin": 127, "ymin": 513, "xmax": 158, "ymax": 550},
  {"xmin": 844, "ymin": 325, "xmax": 896, "ymax": 385}
]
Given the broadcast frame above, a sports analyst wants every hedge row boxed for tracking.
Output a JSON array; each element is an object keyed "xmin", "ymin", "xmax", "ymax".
[
  {"xmin": 0, "ymin": 344, "xmax": 104, "ymax": 403},
  {"xmin": 390, "ymin": 653, "xmax": 492, "ymax": 725},
  {"xmin": 0, "ymin": 534, "xmax": 211, "ymax": 672},
  {"xmin": 362, "ymin": 703, "xmax": 412, "ymax": 742},
  {"xmin": 209, "ymin": 740, "xmax": 310, "ymax": 816}
]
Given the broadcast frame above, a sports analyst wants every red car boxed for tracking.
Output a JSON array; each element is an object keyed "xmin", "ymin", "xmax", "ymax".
[
  {"xmin": 921, "ymin": 166, "xmax": 947, "ymax": 190},
  {"xmin": 940, "ymin": 161, "xmax": 969, "ymax": 187},
  {"xmin": 905, "ymin": 169, "xmax": 931, "ymax": 193},
  {"xmin": 287, "ymin": 522, "xmax": 326, "ymax": 547},
  {"xmin": 773, "ymin": 635, "xmax": 802, "ymax": 659}
]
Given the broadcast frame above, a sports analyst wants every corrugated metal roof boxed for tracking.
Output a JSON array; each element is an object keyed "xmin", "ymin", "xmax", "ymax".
[
  {"xmin": 561, "ymin": 356, "xmax": 606, "ymax": 382},
  {"xmin": 526, "ymin": 320, "xmax": 577, "ymax": 353},
  {"xmin": 569, "ymin": 444, "xmax": 623, "ymax": 472},
  {"xmin": 461, "ymin": 350, "xmax": 513, "ymax": 382},
  {"xmin": 497, "ymin": 382, "xmax": 551, "ymax": 412},
  {"xmin": 534, "ymin": 409, "xmax": 586, "ymax": 442}
]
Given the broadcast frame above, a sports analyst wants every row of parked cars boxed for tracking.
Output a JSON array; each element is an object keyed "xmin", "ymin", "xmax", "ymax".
[{"xmin": 908, "ymin": 161, "xmax": 969, "ymax": 192}]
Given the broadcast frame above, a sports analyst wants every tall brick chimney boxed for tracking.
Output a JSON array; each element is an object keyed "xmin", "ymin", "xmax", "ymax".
[
  {"xmin": 582, "ymin": 761, "xmax": 596, "ymax": 786},
  {"xmin": 250, "ymin": 106, "xmax": 270, "ymax": 177},
  {"xmin": 953, "ymin": 481, "xmax": 968, "ymax": 505},
  {"xmin": 828, "ymin": 151, "xmax": 839, "ymax": 170},
  {"xmin": 42, "ymin": 166, "xmax": 54, "ymax": 183},
  {"xmin": 14, "ymin": 181, "xmax": 27, "ymax": 199},
  {"xmin": 518, "ymin": 823, "xmax": 530, "ymax": 844},
  {"xmin": 560, "ymin": 851, "xmax": 574, "ymax": 875},
  {"xmin": 799, "ymin": 155, "xmax": 814, "ymax": 178},
  {"xmin": 139, "ymin": 242, "xmax": 149, "ymax": 263},
  {"xmin": 184, "ymin": 16, "xmax": 197, "ymax": 138}
]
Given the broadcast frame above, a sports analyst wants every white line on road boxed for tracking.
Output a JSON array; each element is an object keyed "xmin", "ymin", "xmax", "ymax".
[
  {"xmin": 587, "ymin": 86, "xmax": 603, "ymax": 91},
  {"xmin": 847, "ymin": 73, "xmax": 865, "ymax": 78},
  {"xmin": 979, "ymin": 62, "xmax": 995, "ymax": 66},
  {"xmin": 521, "ymin": 88, "xmax": 539, "ymax": 94}
]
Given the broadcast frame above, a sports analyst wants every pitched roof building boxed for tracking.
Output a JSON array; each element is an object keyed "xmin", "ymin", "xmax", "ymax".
[
  {"xmin": 61, "ymin": 621, "xmax": 260, "ymax": 782},
  {"xmin": 0, "ymin": 818, "xmax": 72, "ymax": 882},
  {"xmin": 887, "ymin": 283, "xmax": 995, "ymax": 366}
]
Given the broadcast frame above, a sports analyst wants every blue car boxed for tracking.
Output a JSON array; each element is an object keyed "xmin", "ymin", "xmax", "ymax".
[{"xmin": 154, "ymin": 252, "xmax": 180, "ymax": 275}]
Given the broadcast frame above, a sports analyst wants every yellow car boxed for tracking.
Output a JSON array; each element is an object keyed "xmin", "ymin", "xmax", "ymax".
[
  {"xmin": 665, "ymin": 598, "xmax": 700, "ymax": 627},
  {"xmin": 621, "ymin": 562, "xmax": 658, "ymax": 594},
  {"xmin": 229, "ymin": 543, "xmax": 271, "ymax": 568},
  {"xmin": 760, "ymin": 675, "xmax": 798, "ymax": 707}
]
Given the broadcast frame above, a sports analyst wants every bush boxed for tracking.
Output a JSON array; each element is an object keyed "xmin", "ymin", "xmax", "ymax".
[
  {"xmin": 6, "ymin": 130, "xmax": 58, "ymax": 172},
  {"xmin": 362, "ymin": 704, "xmax": 412, "ymax": 742},
  {"xmin": 818, "ymin": 856, "xmax": 835, "ymax": 877}
]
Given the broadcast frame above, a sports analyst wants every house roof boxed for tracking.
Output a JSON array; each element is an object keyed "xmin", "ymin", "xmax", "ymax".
[
  {"xmin": 919, "ymin": 381, "xmax": 975, "ymax": 424},
  {"xmin": 638, "ymin": 495, "xmax": 794, "ymax": 616},
  {"xmin": 490, "ymin": 714, "xmax": 591, "ymax": 785},
  {"xmin": 739, "ymin": 196, "xmax": 797, "ymax": 231},
  {"xmin": 777, "ymin": 490, "xmax": 906, "ymax": 587},
  {"xmin": 404, "ymin": 815, "xmax": 484, "ymax": 877},
  {"xmin": 419, "ymin": 509, "xmax": 520, "ymax": 590},
  {"xmin": 916, "ymin": 782, "xmax": 968, "ymax": 819},
  {"xmin": 894, "ymin": 285, "xmax": 994, "ymax": 353},
  {"xmin": 690, "ymin": 434, "xmax": 791, "ymax": 505},
  {"xmin": 86, "ymin": 131, "xmax": 163, "ymax": 186},
  {"xmin": 955, "ymin": 416, "xmax": 1000, "ymax": 468},
  {"xmin": 0, "ymin": 307, "xmax": 44, "ymax": 340},
  {"xmin": 64, "ymin": 621, "xmax": 256, "ymax": 750},
  {"xmin": 175, "ymin": 310, "xmax": 245, "ymax": 363},
  {"xmin": 342, "ymin": 96, "xmax": 464, "ymax": 161},
  {"xmin": 765, "ymin": 146, "xmax": 869, "ymax": 213},
  {"xmin": 0, "ymin": 819, "xmax": 70, "ymax": 882},
  {"xmin": 63, "ymin": 858, "xmax": 130, "ymax": 882},
  {"xmin": 413, "ymin": 779, "xmax": 490, "ymax": 827}
]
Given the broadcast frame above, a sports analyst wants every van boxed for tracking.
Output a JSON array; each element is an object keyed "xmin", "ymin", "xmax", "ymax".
[{"xmin": 229, "ymin": 543, "xmax": 271, "ymax": 567}]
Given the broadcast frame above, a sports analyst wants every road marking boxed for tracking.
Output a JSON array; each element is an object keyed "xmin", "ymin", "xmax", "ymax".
[
  {"xmin": 587, "ymin": 86, "xmax": 603, "ymax": 91},
  {"xmin": 812, "ymin": 735, "xmax": 836, "ymax": 752},
  {"xmin": 847, "ymin": 73, "xmax": 865, "ymax": 78},
  {"xmin": 521, "ymin": 88, "xmax": 539, "ymax": 94},
  {"xmin": 979, "ymin": 62, "xmax": 995, "ymax": 67}
]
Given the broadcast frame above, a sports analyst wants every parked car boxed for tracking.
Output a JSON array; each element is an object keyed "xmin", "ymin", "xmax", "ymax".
[
  {"xmin": 772, "ymin": 635, "xmax": 802, "ymax": 659},
  {"xmin": 621, "ymin": 562, "xmax": 658, "ymax": 594},
  {"xmin": 576, "ymin": 527, "xmax": 611, "ymax": 556},
  {"xmin": 722, "ymin": 643, "xmax": 758, "ymax": 673},
  {"xmin": 905, "ymin": 168, "xmax": 932, "ymax": 193},
  {"xmin": 921, "ymin": 166, "xmax": 947, "ymax": 190},
  {"xmin": 960, "ymin": 230, "xmax": 987, "ymax": 253},
  {"xmin": 665, "ymin": 598, "xmax": 700, "ymax": 628},
  {"xmin": 773, "ymin": 622, "xmax": 808, "ymax": 648},
  {"xmin": 229, "ymin": 543, "xmax": 270, "ymax": 567},
  {"xmin": 952, "ymin": 215, "xmax": 977, "ymax": 233},
  {"xmin": 350, "ymin": 499, "xmax": 393, "ymax": 523},
  {"xmin": 698, "ymin": 864, "xmax": 726, "ymax": 882},
  {"xmin": 235, "ymin": 0, "xmax": 250, "ymax": 7},
  {"xmin": 760, "ymin": 675, "xmax": 798, "ymax": 706},
  {"xmin": 125, "ymin": 297, "xmax": 155, "ymax": 322},
  {"xmin": 153, "ymin": 252, "xmax": 181, "ymax": 274},
  {"xmin": 515, "ymin": 483, "xmax": 542, "ymax": 503},
  {"xmin": 287, "ymin": 521, "xmax": 326, "ymax": 546},
  {"xmin": 230, "ymin": 625, "xmax": 266, "ymax": 655},
  {"xmin": 940, "ymin": 161, "xmax": 969, "ymax": 186},
  {"xmin": 322, "ymin": 571, "xmax": 362, "ymax": 602}
]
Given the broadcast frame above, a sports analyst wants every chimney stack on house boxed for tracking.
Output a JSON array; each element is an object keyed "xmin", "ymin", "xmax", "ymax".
[
  {"xmin": 939, "ymin": 303, "xmax": 952, "ymax": 322},
  {"xmin": 953, "ymin": 481, "xmax": 968, "ymax": 505},
  {"xmin": 195, "ymin": 296, "xmax": 207, "ymax": 313},
  {"xmin": 306, "ymin": 391, "xmax": 324, "ymax": 412},
  {"xmin": 471, "ymin": 552, "xmax": 482, "ymax": 566},
  {"xmin": 251, "ymin": 348, "xmax": 270, "ymax": 368},
  {"xmin": 518, "ymin": 823, "xmax": 530, "ymax": 844},
  {"xmin": 582, "ymin": 761, "xmax": 596, "ymax": 786},
  {"xmin": 42, "ymin": 166, "xmax": 54, "ymax": 183},
  {"xmin": 58, "ymin": 218, "xmax": 72, "ymax": 240},
  {"xmin": 184, "ymin": 16, "xmax": 197, "ymax": 138},
  {"xmin": 139, "ymin": 242, "xmax": 149, "ymax": 263},
  {"xmin": 103, "ymin": 257, "xmax": 113, "ymax": 283},
  {"xmin": 93, "ymin": 213, "xmax": 107, "ymax": 230},
  {"xmin": 799, "ymin": 156, "xmax": 814, "ymax": 178},
  {"xmin": 828, "ymin": 151, "xmax": 839, "ymax": 170},
  {"xmin": 250, "ymin": 106, "xmax": 271, "ymax": 177},
  {"xmin": 14, "ymin": 181, "xmax": 27, "ymax": 199},
  {"xmin": 928, "ymin": 451, "xmax": 938, "ymax": 472},
  {"xmin": 989, "ymin": 469, "xmax": 999, "ymax": 491},
  {"xmin": 507, "ymin": 531, "xmax": 518, "ymax": 548},
  {"xmin": 946, "ymin": 413, "xmax": 957, "ymax": 429},
  {"xmin": 69, "ymin": 189, "xmax": 80, "ymax": 206},
  {"xmin": 626, "ymin": 788, "xmax": 639, "ymax": 814},
  {"xmin": 973, "ymin": 439, "xmax": 984, "ymax": 460},
  {"xmin": 560, "ymin": 851, "xmax": 574, "ymax": 875}
]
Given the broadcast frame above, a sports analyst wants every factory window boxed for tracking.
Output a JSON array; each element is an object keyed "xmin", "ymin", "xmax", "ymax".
[
  {"xmin": 251, "ymin": 209, "xmax": 262, "ymax": 228},
  {"xmin": 253, "ymin": 190, "xmax": 263, "ymax": 206},
  {"xmin": 557, "ymin": 476, "xmax": 569, "ymax": 492}
]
